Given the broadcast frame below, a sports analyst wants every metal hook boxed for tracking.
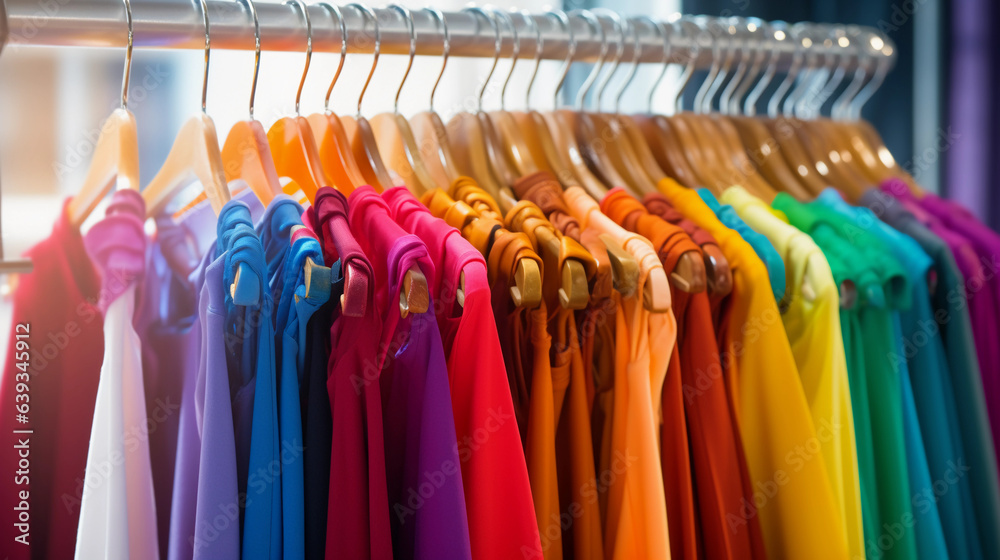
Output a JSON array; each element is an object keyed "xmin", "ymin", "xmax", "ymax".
[
  {"xmin": 570, "ymin": 10, "xmax": 608, "ymax": 111},
  {"xmin": 727, "ymin": 19, "xmax": 767, "ymax": 115},
  {"xmin": 702, "ymin": 19, "xmax": 739, "ymax": 113},
  {"xmin": 744, "ymin": 22, "xmax": 783, "ymax": 116},
  {"xmin": 767, "ymin": 21, "xmax": 804, "ymax": 118},
  {"xmin": 612, "ymin": 17, "xmax": 642, "ymax": 115},
  {"xmin": 491, "ymin": 8, "xmax": 519, "ymax": 111},
  {"xmin": 810, "ymin": 27, "xmax": 851, "ymax": 118},
  {"xmin": 198, "ymin": 0, "xmax": 210, "ymax": 114},
  {"xmin": 120, "ymin": 0, "xmax": 133, "ymax": 109},
  {"xmin": 785, "ymin": 24, "xmax": 823, "ymax": 117},
  {"xmin": 235, "ymin": 0, "xmax": 260, "ymax": 119},
  {"xmin": 719, "ymin": 18, "xmax": 755, "ymax": 114},
  {"xmin": 283, "ymin": 0, "xmax": 311, "ymax": 116},
  {"xmin": 387, "ymin": 4, "xmax": 415, "ymax": 114},
  {"xmin": 522, "ymin": 11, "xmax": 542, "ymax": 110},
  {"xmin": 592, "ymin": 10, "xmax": 625, "ymax": 112},
  {"xmin": 674, "ymin": 17, "xmax": 703, "ymax": 113},
  {"xmin": 318, "ymin": 2, "xmax": 346, "ymax": 114},
  {"xmin": 692, "ymin": 17, "xmax": 724, "ymax": 114},
  {"xmin": 547, "ymin": 10, "xmax": 576, "ymax": 110},
  {"xmin": 832, "ymin": 27, "xmax": 871, "ymax": 120},
  {"xmin": 463, "ymin": 7, "xmax": 501, "ymax": 113},
  {"xmin": 795, "ymin": 27, "xmax": 838, "ymax": 118},
  {"xmin": 348, "ymin": 3, "xmax": 378, "ymax": 117},
  {"xmin": 425, "ymin": 8, "xmax": 449, "ymax": 114},
  {"xmin": 639, "ymin": 16, "xmax": 668, "ymax": 113},
  {"xmin": 848, "ymin": 33, "xmax": 892, "ymax": 120}
]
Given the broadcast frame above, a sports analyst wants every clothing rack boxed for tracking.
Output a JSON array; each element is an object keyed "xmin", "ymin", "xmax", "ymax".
[
  {"xmin": 0, "ymin": 0, "xmax": 895, "ymax": 72},
  {"xmin": 0, "ymin": 0, "xmax": 897, "ymax": 276}
]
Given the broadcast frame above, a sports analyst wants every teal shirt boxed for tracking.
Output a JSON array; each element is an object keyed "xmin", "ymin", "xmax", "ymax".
[
  {"xmin": 697, "ymin": 189, "xmax": 786, "ymax": 301},
  {"xmin": 818, "ymin": 189, "xmax": 978, "ymax": 560}
]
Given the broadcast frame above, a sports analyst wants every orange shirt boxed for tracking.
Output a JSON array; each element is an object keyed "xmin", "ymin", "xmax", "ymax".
[
  {"xmin": 656, "ymin": 178, "xmax": 850, "ymax": 560},
  {"xmin": 564, "ymin": 186, "xmax": 673, "ymax": 560}
]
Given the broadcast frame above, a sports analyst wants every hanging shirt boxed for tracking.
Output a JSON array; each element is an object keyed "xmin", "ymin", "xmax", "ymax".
[
  {"xmin": 74, "ymin": 190, "xmax": 157, "ymax": 559},
  {"xmin": 885, "ymin": 182, "xmax": 1000, "ymax": 465},
  {"xmin": 698, "ymin": 189, "xmax": 786, "ymax": 302},
  {"xmin": 659, "ymin": 178, "xmax": 848, "ymax": 560},
  {"xmin": 817, "ymin": 188, "xmax": 980, "ymax": 560},
  {"xmin": 563, "ymin": 186, "xmax": 673, "ymax": 560},
  {"xmin": 721, "ymin": 186, "xmax": 865, "ymax": 560},
  {"xmin": 861, "ymin": 189, "xmax": 1000, "ymax": 560},
  {"xmin": 310, "ymin": 187, "xmax": 393, "ymax": 560},
  {"xmin": 349, "ymin": 185, "xmax": 472, "ymax": 560},
  {"xmin": 774, "ymin": 193, "xmax": 931, "ymax": 560},
  {"xmin": 503, "ymin": 195, "xmax": 604, "ymax": 560},
  {"xmin": 601, "ymin": 187, "xmax": 758, "ymax": 560},
  {"xmin": 0, "ymin": 199, "xmax": 103, "ymax": 560},
  {"xmin": 160, "ymin": 189, "xmax": 262, "ymax": 560},
  {"xmin": 383, "ymin": 187, "xmax": 543, "ymax": 560}
]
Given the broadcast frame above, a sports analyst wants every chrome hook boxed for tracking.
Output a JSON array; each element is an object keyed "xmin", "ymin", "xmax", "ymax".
[
  {"xmin": 463, "ymin": 6, "xmax": 501, "ymax": 113},
  {"xmin": 284, "ymin": 0, "xmax": 312, "ymax": 116},
  {"xmin": 547, "ymin": 10, "xmax": 576, "ymax": 110},
  {"xmin": 235, "ymin": 0, "xmax": 261, "ymax": 119},
  {"xmin": 347, "ymin": 3, "xmax": 378, "ymax": 117},
  {"xmin": 570, "ymin": 9, "xmax": 608, "ymax": 111},
  {"xmin": 387, "ymin": 4, "xmax": 415, "ymax": 114},
  {"xmin": 318, "ymin": 2, "xmax": 346, "ymax": 114},
  {"xmin": 425, "ymin": 8, "xmax": 449, "ymax": 114}
]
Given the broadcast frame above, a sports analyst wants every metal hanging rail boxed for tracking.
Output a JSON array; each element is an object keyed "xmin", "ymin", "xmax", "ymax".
[{"xmin": 0, "ymin": 0, "xmax": 896, "ymax": 73}]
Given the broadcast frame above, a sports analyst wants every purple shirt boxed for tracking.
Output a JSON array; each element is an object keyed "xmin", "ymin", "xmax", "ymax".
[{"xmin": 158, "ymin": 192, "xmax": 263, "ymax": 560}]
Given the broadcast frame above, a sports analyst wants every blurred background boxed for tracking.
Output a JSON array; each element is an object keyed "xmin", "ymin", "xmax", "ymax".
[{"xmin": 0, "ymin": 0, "xmax": 993, "ymax": 257}]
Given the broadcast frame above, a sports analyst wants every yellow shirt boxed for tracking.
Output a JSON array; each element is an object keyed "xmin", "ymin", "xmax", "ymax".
[
  {"xmin": 657, "ymin": 179, "xmax": 849, "ymax": 559},
  {"xmin": 721, "ymin": 186, "xmax": 865, "ymax": 560},
  {"xmin": 564, "ymin": 186, "xmax": 674, "ymax": 560}
]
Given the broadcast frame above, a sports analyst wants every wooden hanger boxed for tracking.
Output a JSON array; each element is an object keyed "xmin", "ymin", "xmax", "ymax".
[
  {"xmin": 343, "ymin": 3, "xmax": 427, "ymax": 316},
  {"xmin": 67, "ymin": 0, "xmax": 139, "ymax": 228},
  {"xmin": 342, "ymin": 3, "xmax": 394, "ymax": 192},
  {"xmin": 306, "ymin": 2, "xmax": 366, "ymax": 193},
  {"xmin": 568, "ymin": 10, "xmax": 638, "ymax": 193},
  {"xmin": 266, "ymin": 0, "xmax": 325, "ymax": 202},
  {"xmin": 220, "ymin": 0, "xmax": 281, "ymax": 207},
  {"xmin": 140, "ymin": 0, "xmax": 259, "ymax": 305},
  {"xmin": 486, "ymin": 9, "xmax": 544, "ymax": 179}
]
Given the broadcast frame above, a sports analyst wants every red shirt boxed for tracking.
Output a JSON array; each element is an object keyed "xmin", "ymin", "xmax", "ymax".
[{"xmin": 0, "ymin": 202, "xmax": 104, "ymax": 560}]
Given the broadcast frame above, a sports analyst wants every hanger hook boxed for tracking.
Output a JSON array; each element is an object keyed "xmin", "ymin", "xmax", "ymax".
[
  {"xmin": 282, "ymin": 0, "xmax": 311, "ymax": 116},
  {"xmin": 570, "ymin": 10, "xmax": 608, "ymax": 111},
  {"xmin": 592, "ymin": 10, "xmax": 625, "ymax": 112},
  {"xmin": 198, "ymin": 0, "xmax": 210, "ymax": 114},
  {"xmin": 547, "ymin": 10, "xmax": 576, "ymax": 110},
  {"xmin": 768, "ymin": 22, "xmax": 804, "ymax": 118},
  {"xmin": 785, "ymin": 23, "xmax": 822, "ymax": 117},
  {"xmin": 674, "ymin": 17, "xmax": 703, "ymax": 113},
  {"xmin": 318, "ymin": 2, "xmax": 346, "ymax": 113},
  {"xmin": 235, "ymin": 0, "xmax": 260, "ymax": 119},
  {"xmin": 728, "ymin": 19, "xmax": 766, "ymax": 116},
  {"xmin": 348, "ymin": 3, "xmax": 378, "ymax": 117},
  {"xmin": 612, "ymin": 17, "xmax": 642, "ymax": 115},
  {"xmin": 425, "ymin": 8, "xmax": 449, "ymax": 114},
  {"xmin": 795, "ymin": 26, "xmax": 838, "ymax": 118},
  {"xmin": 810, "ymin": 27, "xmax": 851, "ymax": 118},
  {"xmin": 719, "ymin": 18, "xmax": 753, "ymax": 115},
  {"xmin": 849, "ymin": 33, "xmax": 892, "ymax": 120},
  {"xmin": 692, "ymin": 17, "xmax": 724, "ymax": 114},
  {"xmin": 832, "ymin": 26, "xmax": 871, "ymax": 120},
  {"xmin": 709, "ymin": 19, "xmax": 740, "ymax": 113},
  {"xmin": 643, "ymin": 16, "xmax": 673, "ymax": 114},
  {"xmin": 492, "ymin": 8, "xmax": 520, "ymax": 112},
  {"xmin": 745, "ymin": 22, "xmax": 782, "ymax": 116},
  {"xmin": 387, "ymin": 4, "xmax": 415, "ymax": 114},
  {"xmin": 119, "ymin": 0, "xmax": 133, "ymax": 110},
  {"xmin": 463, "ymin": 7, "xmax": 501, "ymax": 113},
  {"xmin": 522, "ymin": 11, "xmax": 542, "ymax": 110}
]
